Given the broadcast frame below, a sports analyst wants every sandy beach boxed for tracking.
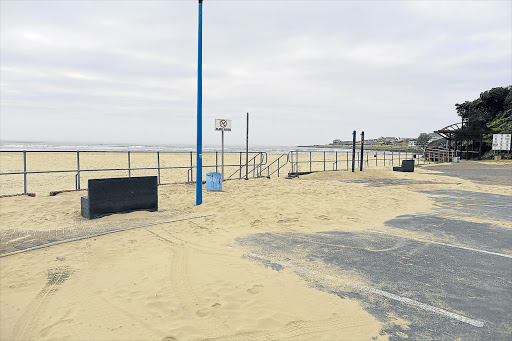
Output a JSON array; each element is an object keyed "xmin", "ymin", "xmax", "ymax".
[{"xmin": 1, "ymin": 152, "xmax": 511, "ymax": 340}]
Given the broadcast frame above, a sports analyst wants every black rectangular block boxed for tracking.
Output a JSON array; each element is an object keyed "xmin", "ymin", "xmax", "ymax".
[
  {"xmin": 81, "ymin": 176, "xmax": 158, "ymax": 219},
  {"xmin": 401, "ymin": 159, "xmax": 415, "ymax": 172},
  {"xmin": 393, "ymin": 166, "xmax": 402, "ymax": 171}
]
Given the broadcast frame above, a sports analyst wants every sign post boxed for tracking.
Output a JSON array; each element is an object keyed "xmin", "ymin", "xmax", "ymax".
[
  {"xmin": 492, "ymin": 134, "xmax": 511, "ymax": 159},
  {"xmin": 246, "ymin": 112, "xmax": 249, "ymax": 180},
  {"xmin": 215, "ymin": 119, "xmax": 232, "ymax": 182},
  {"xmin": 492, "ymin": 134, "xmax": 511, "ymax": 151}
]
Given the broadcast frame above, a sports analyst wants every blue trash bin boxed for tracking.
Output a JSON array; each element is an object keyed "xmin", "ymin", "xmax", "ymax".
[{"xmin": 206, "ymin": 173, "xmax": 222, "ymax": 191}]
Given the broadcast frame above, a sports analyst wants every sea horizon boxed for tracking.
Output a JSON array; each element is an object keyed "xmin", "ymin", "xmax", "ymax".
[{"xmin": 0, "ymin": 140, "xmax": 357, "ymax": 154}]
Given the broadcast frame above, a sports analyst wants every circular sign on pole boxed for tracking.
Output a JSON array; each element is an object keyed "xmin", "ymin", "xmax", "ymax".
[{"xmin": 215, "ymin": 119, "xmax": 231, "ymax": 131}]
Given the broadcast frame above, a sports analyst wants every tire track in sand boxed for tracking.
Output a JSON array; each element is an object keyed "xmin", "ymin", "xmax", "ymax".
[
  {"xmin": 146, "ymin": 228, "xmax": 228, "ymax": 339},
  {"xmin": 13, "ymin": 266, "xmax": 73, "ymax": 341}
]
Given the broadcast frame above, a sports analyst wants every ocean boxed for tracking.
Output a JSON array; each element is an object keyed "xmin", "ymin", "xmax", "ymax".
[{"xmin": 0, "ymin": 141, "xmax": 354, "ymax": 155}]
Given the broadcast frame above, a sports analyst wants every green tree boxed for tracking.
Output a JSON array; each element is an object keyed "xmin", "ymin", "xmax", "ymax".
[
  {"xmin": 488, "ymin": 109, "xmax": 512, "ymax": 133},
  {"xmin": 454, "ymin": 85, "xmax": 511, "ymax": 156},
  {"xmin": 416, "ymin": 133, "xmax": 430, "ymax": 147},
  {"xmin": 455, "ymin": 86, "xmax": 511, "ymax": 132}
]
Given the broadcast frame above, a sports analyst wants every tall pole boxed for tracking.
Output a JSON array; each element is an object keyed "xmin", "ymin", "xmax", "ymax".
[
  {"xmin": 246, "ymin": 112, "xmax": 249, "ymax": 180},
  {"xmin": 352, "ymin": 130, "xmax": 356, "ymax": 172},
  {"xmin": 196, "ymin": 0, "xmax": 203, "ymax": 205},
  {"xmin": 360, "ymin": 131, "xmax": 364, "ymax": 171},
  {"xmin": 221, "ymin": 130, "xmax": 225, "ymax": 183}
]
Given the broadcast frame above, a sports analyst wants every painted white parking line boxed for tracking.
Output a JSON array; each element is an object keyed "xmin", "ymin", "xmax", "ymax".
[
  {"xmin": 368, "ymin": 230, "xmax": 512, "ymax": 259},
  {"xmin": 247, "ymin": 252, "xmax": 485, "ymax": 328}
]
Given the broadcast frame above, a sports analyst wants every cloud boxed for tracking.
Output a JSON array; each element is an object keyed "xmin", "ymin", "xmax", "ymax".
[{"xmin": 0, "ymin": 0, "xmax": 510, "ymax": 146}]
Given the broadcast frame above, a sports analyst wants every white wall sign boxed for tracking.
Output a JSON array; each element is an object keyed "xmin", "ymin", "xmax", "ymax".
[
  {"xmin": 215, "ymin": 119, "xmax": 231, "ymax": 131},
  {"xmin": 492, "ymin": 134, "xmax": 511, "ymax": 150}
]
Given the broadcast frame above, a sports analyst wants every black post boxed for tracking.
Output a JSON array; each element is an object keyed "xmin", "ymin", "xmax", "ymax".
[
  {"xmin": 246, "ymin": 112, "xmax": 249, "ymax": 180},
  {"xmin": 360, "ymin": 131, "xmax": 364, "ymax": 171},
  {"xmin": 352, "ymin": 130, "xmax": 356, "ymax": 172}
]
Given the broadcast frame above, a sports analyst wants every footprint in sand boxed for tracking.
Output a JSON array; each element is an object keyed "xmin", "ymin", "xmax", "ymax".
[
  {"xmin": 196, "ymin": 303, "xmax": 222, "ymax": 317},
  {"xmin": 246, "ymin": 285, "xmax": 264, "ymax": 294},
  {"xmin": 250, "ymin": 219, "xmax": 262, "ymax": 227},
  {"xmin": 277, "ymin": 218, "xmax": 299, "ymax": 224},
  {"xmin": 315, "ymin": 215, "xmax": 331, "ymax": 221}
]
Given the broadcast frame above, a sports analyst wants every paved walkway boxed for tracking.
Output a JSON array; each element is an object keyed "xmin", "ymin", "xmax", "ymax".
[{"xmin": 0, "ymin": 210, "xmax": 207, "ymax": 257}]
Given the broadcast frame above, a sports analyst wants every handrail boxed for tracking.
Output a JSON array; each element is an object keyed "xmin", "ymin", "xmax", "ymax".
[
  {"xmin": 246, "ymin": 152, "xmax": 267, "ymax": 178},
  {"xmin": 260, "ymin": 153, "xmax": 289, "ymax": 177},
  {"xmin": 0, "ymin": 149, "xmax": 432, "ymax": 196},
  {"xmin": 0, "ymin": 150, "xmax": 267, "ymax": 195},
  {"xmin": 227, "ymin": 152, "xmax": 267, "ymax": 179}
]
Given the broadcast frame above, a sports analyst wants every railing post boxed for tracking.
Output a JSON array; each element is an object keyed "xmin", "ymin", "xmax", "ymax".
[
  {"xmin": 240, "ymin": 152, "xmax": 242, "ymax": 179},
  {"xmin": 157, "ymin": 152, "xmax": 161, "ymax": 185},
  {"xmin": 253, "ymin": 157, "xmax": 256, "ymax": 178},
  {"xmin": 278, "ymin": 158, "xmax": 280, "ymax": 177},
  {"xmin": 376, "ymin": 152, "xmax": 378, "ymax": 166},
  {"xmin": 346, "ymin": 151, "xmax": 349, "ymax": 170},
  {"xmin": 360, "ymin": 131, "xmax": 364, "ymax": 171},
  {"xmin": 383, "ymin": 152, "xmax": 386, "ymax": 166},
  {"xmin": 76, "ymin": 151, "xmax": 81, "ymax": 190},
  {"xmin": 190, "ymin": 152, "xmax": 193, "ymax": 182},
  {"xmin": 351, "ymin": 130, "xmax": 356, "ymax": 172},
  {"xmin": 398, "ymin": 151, "xmax": 401, "ymax": 165},
  {"xmin": 391, "ymin": 152, "xmax": 394, "ymax": 166},
  {"xmin": 216, "ymin": 151, "xmax": 218, "ymax": 173},
  {"xmin": 335, "ymin": 152, "xmax": 338, "ymax": 171},
  {"xmin": 310, "ymin": 152, "xmax": 312, "ymax": 172},
  {"xmin": 23, "ymin": 151, "xmax": 27, "ymax": 194},
  {"xmin": 323, "ymin": 151, "xmax": 326, "ymax": 171},
  {"xmin": 128, "ymin": 151, "xmax": 131, "ymax": 177}
]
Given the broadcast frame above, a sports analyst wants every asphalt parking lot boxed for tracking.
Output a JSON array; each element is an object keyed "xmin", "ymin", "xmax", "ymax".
[
  {"xmin": 423, "ymin": 161, "xmax": 512, "ymax": 186},
  {"xmin": 238, "ymin": 185, "xmax": 512, "ymax": 340}
]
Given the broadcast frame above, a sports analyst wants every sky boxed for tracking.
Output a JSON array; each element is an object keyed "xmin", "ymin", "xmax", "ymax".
[{"xmin": 1, "ymin": 0, "xmax": 511, "ymax": 147}]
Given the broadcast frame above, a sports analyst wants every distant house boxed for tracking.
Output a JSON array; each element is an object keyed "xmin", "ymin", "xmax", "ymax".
[
  {"xmin": 408, "ymin": 140, "xmax": 417, "ymax": 147},
  {"xmin": 428, "ymin": 133, "xmax": 442, "ymax": 142},
  {"xmin": 331, "ymin": 139, "xmax": 353, "ymax": 145}
]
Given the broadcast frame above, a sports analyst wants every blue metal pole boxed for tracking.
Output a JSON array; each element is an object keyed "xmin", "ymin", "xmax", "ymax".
[{"xmin": 196, "ymin": 0, "xmax": 203, "ymax": 205}]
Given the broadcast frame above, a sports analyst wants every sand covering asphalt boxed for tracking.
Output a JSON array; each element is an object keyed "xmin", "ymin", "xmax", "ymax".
[{"xmin": 1, "ymin": 153, "xmax": 511, "ymax": 340}]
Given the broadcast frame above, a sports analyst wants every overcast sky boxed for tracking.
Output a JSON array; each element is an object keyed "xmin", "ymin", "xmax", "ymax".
[{"xmin": 1, "ymin": 0, "xmax": 510, "ymax": 146}]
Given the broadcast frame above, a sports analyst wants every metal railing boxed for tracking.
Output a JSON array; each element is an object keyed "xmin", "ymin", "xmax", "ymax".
[
  {"xmin": 260, "ymin": 153, "xmax": 289, "ymax": 177},
  {"xmin": 0, "ymin": 150, "xmax": 267, "ymax": 195},
  {"xmin": 425, "ymin": 148, "xmax": 456, "ymax": 162},
  {"xmin": 288, "ymin": 150, "xmax": 429, "ymax": 176},
  {"xmin": 0, "ymin": 149, "xmax": 438, "ymax": 196},
  {"xmin": 228, "ymin": 152, "xmax": 267, "ymax": 179}
]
